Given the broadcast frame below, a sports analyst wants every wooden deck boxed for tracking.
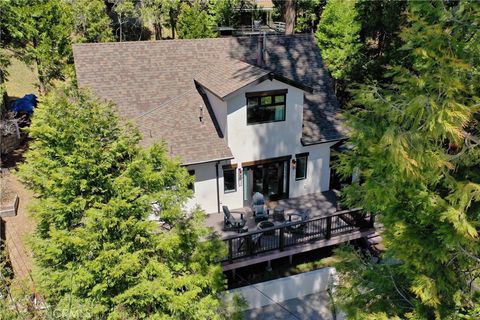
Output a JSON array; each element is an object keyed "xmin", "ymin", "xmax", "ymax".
[
  {"xmin": 205, "ymin": 191, "xmax": 339, "ymax": 237},
  {"xmin": 204, "ymin": 191, "xmax": 375, "ymax": 270}
]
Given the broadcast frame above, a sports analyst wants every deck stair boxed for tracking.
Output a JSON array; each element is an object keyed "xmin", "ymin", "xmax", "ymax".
[{"xmin": 363, "ymin": 231, "xmax": 385, "ymax": 258}]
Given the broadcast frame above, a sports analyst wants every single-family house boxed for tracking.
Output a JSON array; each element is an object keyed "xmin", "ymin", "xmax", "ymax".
[
  {"xmin": 73, "ymin": 34, "xmax": 344, "ymax": 213},
  {"xmin": 73, "ymin": 35, "xmax": 376, "ymax": 269}
]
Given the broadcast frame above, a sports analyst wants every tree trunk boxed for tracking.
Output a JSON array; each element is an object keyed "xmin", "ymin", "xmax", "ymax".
[
  {"xmin": 154, "ymin": 22, "xmax": 162, "ymax": 40},
  {"xmin": 35, "ymin": 58, "xmax": 47, "ymax": 96},
  {"xmin": 169, "ymin": 8, "xmax": 175, "ymax": 39},
  {"xmin": 285, "ymin": 0, "xmax": 295, "ymax": 35}
]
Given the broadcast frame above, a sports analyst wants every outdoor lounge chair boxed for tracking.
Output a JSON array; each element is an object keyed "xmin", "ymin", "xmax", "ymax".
[
  {"xmin": 222, "ymin": 206, "xmax": 246, "ymax": 231},
  {"xmin": 251, "ymin": 192, "xmax": 268, "ymax": 222}
]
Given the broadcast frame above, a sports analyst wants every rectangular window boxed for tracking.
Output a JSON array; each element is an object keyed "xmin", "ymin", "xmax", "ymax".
[
  {"xmin": 188, "ymin": 170, "xmax": 195, "ymax": 191},
  {"xmin": 246, "ymin": 91, "xmax": 286, "ymax": 125},
  {"xmin": 223, "ymin": 168, "xmax": 236, "ymax": 193},
  {"xmin": 295, "ymin": 154, "xmax": 308, "ymax": 180}
]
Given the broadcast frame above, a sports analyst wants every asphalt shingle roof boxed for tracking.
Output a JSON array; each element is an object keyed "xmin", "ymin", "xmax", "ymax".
[
  {"xmin": 73, "ymin": 35, "xmax": 345, "ymax": 164},
  {"xmin": 194, "ymin": 58, "xmax": 269, "ymax": 100}
]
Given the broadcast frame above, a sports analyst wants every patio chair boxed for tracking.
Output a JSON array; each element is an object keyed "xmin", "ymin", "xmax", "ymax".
[
  {"xmin": 222, "ymin": 206, "xmax": 246, "ymax": 231},
  {"xmin": 286, "ymin": 209, "xmax": 311, "ymax": 234},
  {"xmin": 251, "ymin": 192, "xmax": 268, "ymax": 222}
]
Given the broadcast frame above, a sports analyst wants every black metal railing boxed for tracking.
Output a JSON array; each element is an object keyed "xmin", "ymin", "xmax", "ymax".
[{"xmin": 222, "ymin": 209, "xmax": 374, "ymax": 263}]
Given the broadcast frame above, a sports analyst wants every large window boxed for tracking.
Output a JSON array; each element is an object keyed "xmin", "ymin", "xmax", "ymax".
[
  {"xmin": 246, "ymin": 90, "xmax": 286, "ymax": 125},
  {"xmin": 295, "ymin": 153, "xmax": 308, "ymax": 180},
  {"xmin": 223, "ymin": 168, "xmax": 236, "ymax": 193}
]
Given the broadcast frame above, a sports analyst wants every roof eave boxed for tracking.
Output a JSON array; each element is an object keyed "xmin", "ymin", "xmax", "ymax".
[
  {"xmin": 182, "ymin": 156, "xmax": 235, "ymax": 166},
  {"xmin": 199, "ymin": 72, "xmax": 315, "ymax": 102},
  {"xmin": 300, "ymin": 136, "xmax": 347, "ymax": 146}
]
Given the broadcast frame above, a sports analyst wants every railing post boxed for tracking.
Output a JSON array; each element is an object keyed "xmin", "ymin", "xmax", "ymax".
[
  {"xmin": 279, "ymin": 227, "xmax": 285, "ymax": 251},
  {"xmin": 228, "ymin": 239, "xmax": 233, "ymax": 263},
  {"xmin": 326, "ymin": 216, "xmax": 332, "ymax": 239}
]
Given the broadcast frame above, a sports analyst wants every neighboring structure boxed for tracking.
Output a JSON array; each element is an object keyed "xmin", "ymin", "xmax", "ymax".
[{"xmin": 73, "ymin": 35, "xmax": 345, "ymax": 214}]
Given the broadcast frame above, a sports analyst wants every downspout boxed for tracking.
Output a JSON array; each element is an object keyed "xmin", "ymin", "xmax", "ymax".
[{"xmin": 215, "ymin": 161, "xmax": 221, "ymax": 213}]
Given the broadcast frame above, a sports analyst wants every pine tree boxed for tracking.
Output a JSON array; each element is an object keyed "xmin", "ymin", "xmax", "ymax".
[
  {"xmin": 315, "ymin": 0, "xmax": 361, "ymax": 89},
  {"xmin": 18, "ymin": 85, "xmax": 231, "ymax": 319},
  {"xmin": 335, "ymin": 1, "xmax": 480, "ymax": 318}
]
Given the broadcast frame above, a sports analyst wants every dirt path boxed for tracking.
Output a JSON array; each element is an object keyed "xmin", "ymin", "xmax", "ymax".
[{"xmin": 2, "ymin": 171, "xmax": 35, "ymax": 288}]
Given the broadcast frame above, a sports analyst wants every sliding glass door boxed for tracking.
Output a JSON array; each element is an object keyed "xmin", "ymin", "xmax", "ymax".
[{"xmin": 243, "ymin": 159, "xmax": 289, "ymax": 205}]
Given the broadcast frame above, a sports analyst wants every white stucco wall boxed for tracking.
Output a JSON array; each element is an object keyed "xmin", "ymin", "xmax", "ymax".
[
  {"xmin": 184, "ymin": 162, "xmax": 219, "ymax": 214},
  {"xmin": 186, "ymin": 79, "xmax": 335, "ymax": 214},
  {"xmin": 226, "ymin": 79, "xmax": 304, "ymax": 163},
  {"xmin": 184, "ymin": 160, "xmax": 243, "ymax": 213}
]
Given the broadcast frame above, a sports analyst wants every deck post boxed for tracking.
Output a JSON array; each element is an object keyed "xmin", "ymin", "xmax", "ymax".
[
  {"xmin": 369, "ymin": 213, "xmax": 375, "ymax": 227},
  {"xmin": 266, "ymin": 260, "xmax": 272, "ymax": 272},
  {"xmin": 326, "ymin": 216, "xmax": 332, "ymax": 239},
  {"xmin": 289, "ymin": 255, "xmax": 293, "ymax": 265},
  {"xmin": 228, "ymin": 239, "xmax": 233, "ymax": 263},
  {"xmin": 279, "ymin": 227, "xmax": 285, "ymax": 251}
]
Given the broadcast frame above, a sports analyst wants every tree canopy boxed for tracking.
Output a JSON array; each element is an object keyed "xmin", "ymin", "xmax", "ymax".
[
  {"xmin": 177, "ymin": 1, "xmax": 217, "ymax": 39},
  {"xmin": 334, "ymin": 1, "xmax": 480, "ymax": 318},
  {"xmin": 315, "ymin": 0, "xmax": 361, "ymax": 89},
  {"xmin": 17, "ymin": 85, "xmax": 231, "ymax": 319}
]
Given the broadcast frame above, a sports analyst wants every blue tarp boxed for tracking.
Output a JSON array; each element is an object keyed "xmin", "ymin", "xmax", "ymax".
[{"xmin": 10, "ymin": 94, "xmax": 37, "ymax": 116}]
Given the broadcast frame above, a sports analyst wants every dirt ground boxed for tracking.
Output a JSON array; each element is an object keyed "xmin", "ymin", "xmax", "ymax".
[
  {"xmin": 0, "ymin": 169, "xmax": 17, "ymax": 206},
  {"xmin": 1, "ymin": 155, "xmax": 35, "ymax": 288},
  {"xmin": 2, "ymin": 171, "xmax": 35, "ymax": 283}
]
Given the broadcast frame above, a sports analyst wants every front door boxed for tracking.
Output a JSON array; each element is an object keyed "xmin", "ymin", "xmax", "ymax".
[{"xmin": 243, "ymin": 159, "xmax": 289, "ymax": 206}]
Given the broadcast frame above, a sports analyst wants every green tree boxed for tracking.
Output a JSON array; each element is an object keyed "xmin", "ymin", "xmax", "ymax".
[
  {"xmin": 164, "ymin": 0, "xmax": 181, "ymax": 39},
  {"xmin": 18, "ymin": 85, "xmax": 230, "ymax": 319},
  {"xmin": 71, "ymin": 0, "xmax": 114, "ymax": 43},
  {"xmin": 210, "ymin": 0, "xmax": 241, "ymax": 27},
  {"xmin": 335, "ymin": 1, "xmax": 480, "ymax": 318},
  {"xmin": 140, "ymin": 0, "xmax": 166, "ymax": 40},
  {"xmin": 355, "ymin": 0, "xmax": 407, "ymax": 83},
  {"xmin": 315, "ymin": 0, "xmax": 361, "ymax": 91},
  {"xmin": 7, "ymin": 0, "xmax": 74, "ymax": 95},
  {"xmin": 294, "ymin": 0, "xmax": 325, "ymax": 34},
  {"xmin": 177, "ymin": 1, "xmax": 217, "ymax": 39},
  {"xmin": 108, "ymin": 0, "xmax": 140, "ymax": 41}
]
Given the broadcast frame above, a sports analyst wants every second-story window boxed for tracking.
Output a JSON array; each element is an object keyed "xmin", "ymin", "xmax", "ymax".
[{"xmin": 246, "ymin": 90, "xmax": 287, "ymax": 125}]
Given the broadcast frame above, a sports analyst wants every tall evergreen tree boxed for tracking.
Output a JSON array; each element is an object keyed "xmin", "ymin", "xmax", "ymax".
[
  {"xmin": 315, "ymin": 0, "xmax": 361, "ymax": 92},
  {"xmin": 18, "ymin": 85, "xmax": 230, "ymax": 319},
  {"xmin": 335, "ymin": 1, "xmax": 480, "ymax": 318}
]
